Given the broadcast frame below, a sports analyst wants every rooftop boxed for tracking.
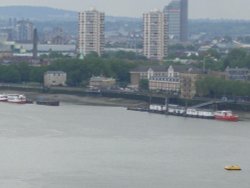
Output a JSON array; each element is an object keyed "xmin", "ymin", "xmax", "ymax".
[
  {"xmin": 131, "ymin": 65, "xmax": 203, "ymax": 74},
  {"xmin": 45, "ymin": 71, "xmax": 66, "ymax": 74}
]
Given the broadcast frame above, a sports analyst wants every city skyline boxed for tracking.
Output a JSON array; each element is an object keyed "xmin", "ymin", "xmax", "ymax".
[{"xmin": 0, "ymin": 0, "xmax": 250, "ymax": 19}]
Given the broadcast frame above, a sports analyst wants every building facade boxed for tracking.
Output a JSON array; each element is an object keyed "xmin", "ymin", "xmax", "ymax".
[
  {"xmin": 15, "ymin": 20, "xmax": 34, "ymax": 43},
  {"xmin": 149, "ymin": 76, "xmax": 181, "ymax": 93},
  {"xmin": 225, "ymin": 67, "xmax": 249, "ymax": 81},
  {"xmin": 180, "ymin": 0, "xmax": 188, "ymax": 42},
  {"xmin": 180, "ymin": 72, "xmax": 200, "ymax": 99},
  {"xmin": 130, "ymin": 65, "xmax": 180, "ymax": 91},
  {"xmin": 130, "ymin": 65, "xmax": 202, "ymax": 98},
  {"xmin": 89, "ymin": 76, "xmax": 116, "ymax": 89},
  {"xmin": 130, "ymin": 66, "xmax": 169, "ymax": 88},
  {"xmin": 78, "ymin": 8, "xmax": 105, "ymax": 57},
  {"xmin": 143, "ymin": 10, "xmax": 168, "ymax": 61},
  {"xmin": 163, "ymin": 0, "xmax": 188, "ymax": 43},
  {"xmin": 149, "ymin": 65, "xmax": 180, "ymax": 93},
  {"xmin": 44, "ymin": 71, "xmax": 67, "ymax": 87}
]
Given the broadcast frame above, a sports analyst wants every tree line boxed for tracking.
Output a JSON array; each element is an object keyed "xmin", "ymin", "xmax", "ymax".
[
  {"xmin": 0, "ymin": 52, "xmax": 150, "ymax": 87},
  {"xmin": 196, "ymin": 76, "xmax": 250, "ymax": 98}
]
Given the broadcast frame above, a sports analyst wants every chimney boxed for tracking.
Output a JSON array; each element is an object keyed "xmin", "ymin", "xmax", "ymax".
[{"xmin": 33, "ymin": 28, "xmax": 38, "ymax": 59}]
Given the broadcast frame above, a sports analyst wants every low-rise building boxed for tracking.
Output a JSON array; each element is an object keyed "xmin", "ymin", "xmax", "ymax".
[
  {"xmin": 207, "ymin": 70, "xmax": 227, "ymax": 79},
  {"xmin": 130, "ymin": 65, "xmax": 179, "ymax": 88},
  {"xmin": 89, "ymin": 76, "xmax": 116, "ymax": 89},
  {"xmin": 225, "ymin": 67, "xmax": 249, "ymax": 81},
  {"xmin": 130, "ymin": 65, "xmax": 203, "ymax": 98},
  {"xmin": 0, "ymin": 51, "xmax": 13, "ymax": 59},
  {"xmin": 0, "ymin": 42, "xmax": 13, "ymax": 59},
  {"xmin": 149, "ymin": 76, "xmax": 180, "ymax": 93},
  {"xmin": 44, "ymin": 71, "xmax": 67, "ymax": 87},
  {"xmin": 180, "ymin": 71, "xmax": 201, "ymax": 99}
]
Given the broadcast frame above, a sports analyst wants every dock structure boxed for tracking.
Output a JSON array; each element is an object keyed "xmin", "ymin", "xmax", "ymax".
[
  {"xmin": 148, "ymin": 104, "xmax": 215, "ymax": 119},
  {"xmin": 191, "ymin": 100, "xmax": 228, "ymax": 109}
]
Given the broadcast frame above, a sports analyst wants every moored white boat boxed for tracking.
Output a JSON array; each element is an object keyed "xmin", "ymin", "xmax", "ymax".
[
  {"xmin": 7, "ymin": 94, "xmax": 27, "ymax": 104},
  {"xmin": 186, "ymin": 108, "xmax": 214, "ymax": 119},
  {"xmin": 149, "ymin": 104, "xmax": 166, "ymax": 113},
  {"xmin": 0, "ymin": 94, "xmax": 8, "ymax": 102}
]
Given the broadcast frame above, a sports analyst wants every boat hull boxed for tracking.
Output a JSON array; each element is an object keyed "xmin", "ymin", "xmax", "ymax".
[
  {"xmin": 224, "ymin": 165, "xmax": 241, "ymax": 171},
  {"xmin": 0, "ymin": 95, "xmax": 8, "ymax": 102},
  {"xmin": 36, "ymin": 101, "xmax": 60, "ymax": 106},
  {"xmin": 7, "ymin": 94, "xmax": 27, "ymax": 104},
  {"xmin": 7, "ymin": 100, "xmax": 27, "ymax": 104},
  {"xmin": 214, "ymin": 111, "xmax": 239, "ymax": 122},
  {"xmin": 215, "ymin": 115, "xmax": 239, "ymax": 122}
]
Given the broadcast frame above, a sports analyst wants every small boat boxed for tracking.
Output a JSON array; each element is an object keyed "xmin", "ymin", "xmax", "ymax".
[
  {"xmin": 214, "ymin": 111, "xmax": 239, "ymax": 122},
  {"xmin": 0, "ymin": 94, "xmax": 8, "ymax": 102},
  {"xmin": 127, "ymin": 107, "xmax": 148, "ymax": 112},
  {"xmin": 7, "ymin": 94, "xmax": 27, "ymax": 104},
  {"xmin": 36, "ymin": 96, "xmax": 60, "ymax": 106},
  {"xmin": 36, "ymin": 100, "xmax": 60, "ymax": 106},
  {"xmin": 149, "ymin": 104, "xmax": 166, "ymax": 114},
  {"xmin": 224, "ymin": 165, "xmax": 241, "ymax": 171}
]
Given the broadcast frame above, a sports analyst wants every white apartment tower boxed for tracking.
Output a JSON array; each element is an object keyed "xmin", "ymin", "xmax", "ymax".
[
  {"xmin": 78, "ymin": 8, "xmax": 105, "ymax": 57},
  {"xmin": 143, "ymin": 10, "xmax": 168, "ymax": 61}
]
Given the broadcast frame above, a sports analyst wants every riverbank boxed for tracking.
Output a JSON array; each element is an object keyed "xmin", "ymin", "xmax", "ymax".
[
  {"xmin": 1, "ymin": 84, "xmax": 250, "ymax": 112},
  {"xmin": 1, "ymin": 89, "xmax": 250, "ymax": 121},
  {"xmin": 0, "ymin": 90, "xmax": 147, "ymax": 107}
]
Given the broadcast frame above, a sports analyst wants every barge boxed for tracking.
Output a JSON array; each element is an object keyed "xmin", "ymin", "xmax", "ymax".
[
  {"xmin": 128, "ymin": 104, "xmax": 239, "ymax": 121},
  {"xmin": 36, "ymin": 96, "xmax": 60, "ymax": 106}
]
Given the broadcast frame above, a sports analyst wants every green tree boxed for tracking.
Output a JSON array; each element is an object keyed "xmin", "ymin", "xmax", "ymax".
[
  {"xmin": 196, "ymin": 76, "xmax": 250, "ymax": 98},
  {"xmin": 223, "ymin": 48, "xmax": 248, "ymax": 68},
  {"xmin": 1, "ymin": 66, "xmax": 21, "ymax": 83},
  {"xmin": 29, "ymin": 66, "xmax": 47, "ymax": 83},
  {"xmin": 139, "ymin": 79, "xmax": 149, "ymax": 91},
  {"xmin": 67, "ymin": 70, "xmax": 83, "ymax": 86},
  {"xmin": 17, "ymin": 62, "xmax": 31, "ymax": 82}
]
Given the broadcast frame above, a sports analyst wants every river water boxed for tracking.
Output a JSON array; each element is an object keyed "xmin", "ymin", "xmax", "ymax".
[{"xmin": 0, "ymin": 102, "xmax": 249, "ymax": 188}]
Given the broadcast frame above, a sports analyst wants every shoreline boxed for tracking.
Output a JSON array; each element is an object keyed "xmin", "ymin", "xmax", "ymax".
[
  {"xmin": 1, "ymin": 89, "xmax": 250, "ymax": 120},
  {"xmin": 1, "ymin": 84, "xmax": 250, "ymax": 112},
  {"xmin": 0, "ymin": 90, "xmax": 147, "ymax": 108}
]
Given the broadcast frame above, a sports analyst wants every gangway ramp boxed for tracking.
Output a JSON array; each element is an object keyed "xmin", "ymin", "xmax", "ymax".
[{"xmin": 191, "ymin": 100, "xmax": 225, "ymax": 108}]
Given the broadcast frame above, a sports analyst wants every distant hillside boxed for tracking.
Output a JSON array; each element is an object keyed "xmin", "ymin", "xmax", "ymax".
[
  {"xmin": 0, "ymin": 6, "xmax": 140, "ymax": 22},
  {"xmin": 0, "ymin": 6, "xmax": 77, "ymax": 21}
]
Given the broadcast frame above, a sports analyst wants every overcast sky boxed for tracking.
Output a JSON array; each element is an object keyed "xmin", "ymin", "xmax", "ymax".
[{"xmin": 0, "ymin": 0, "xmax": 249, "ymax": 19}]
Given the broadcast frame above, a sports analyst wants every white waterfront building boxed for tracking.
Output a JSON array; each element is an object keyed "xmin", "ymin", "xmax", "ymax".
[{"xmin": 44, "ymin": 71, "xmax": 67, "ymax": 87}]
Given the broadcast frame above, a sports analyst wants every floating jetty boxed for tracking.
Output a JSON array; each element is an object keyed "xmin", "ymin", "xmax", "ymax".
[
  {"xmin": 148, "ymin": 104, "xmax": 214, "ymax": 119},
  {"xmin": 127, "ymin": 107, "xmax": 148, "ymax": 112},
  {"xmin": 127, "ymin": 103, "xmax": 239, "ymax": 121}
]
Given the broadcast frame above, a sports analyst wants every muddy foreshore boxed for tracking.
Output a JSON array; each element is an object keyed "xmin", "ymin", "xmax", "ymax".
[
  {"xmin": 0, "ymin": 90, "xmax": 147, "ymax": 107},
  {"xmin": 1, "ymin": 90, "xmax": 250, "ymax": 120}
]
